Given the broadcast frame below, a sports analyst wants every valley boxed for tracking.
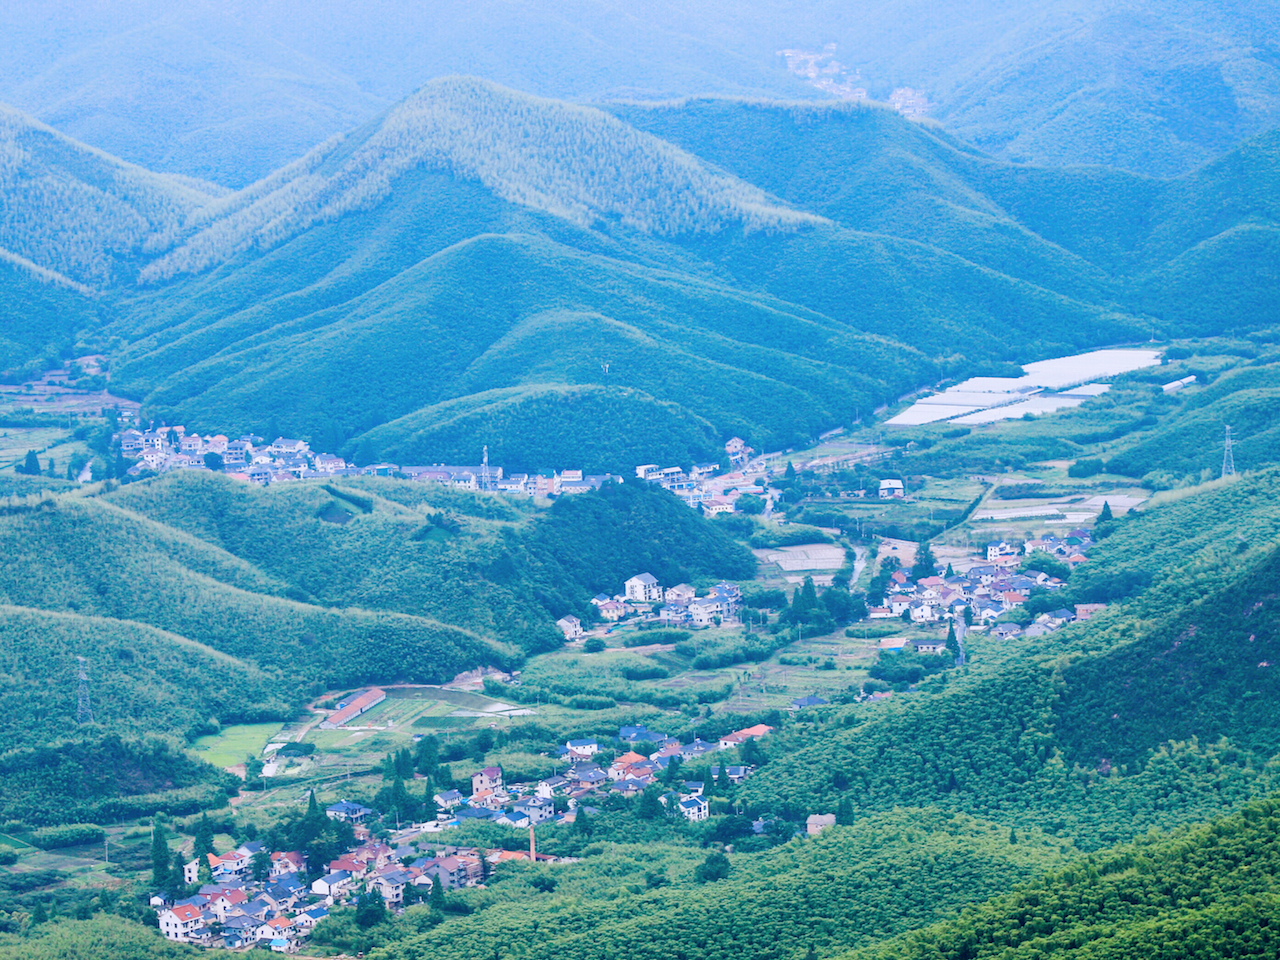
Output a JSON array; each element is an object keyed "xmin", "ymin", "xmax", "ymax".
[{"xmin": 1, "ymin": 10, "xmax": 1280, "ymax": 957}]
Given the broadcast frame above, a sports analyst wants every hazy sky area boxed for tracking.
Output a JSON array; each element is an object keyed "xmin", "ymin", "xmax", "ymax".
[{"xmin": 2, "ymin": 0, "xmax": 1279, "ymax": 185}]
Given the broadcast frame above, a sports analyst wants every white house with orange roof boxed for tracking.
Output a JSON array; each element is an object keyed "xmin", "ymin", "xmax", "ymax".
[{"xmin": 158, "ymin": 902, "xmax": 206, "ymax": 941}]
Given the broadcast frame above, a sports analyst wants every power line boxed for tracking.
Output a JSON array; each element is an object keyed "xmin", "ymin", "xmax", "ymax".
[{"xmin": 1222, "ymin": 425, "xmax": 1235, "ymax": 478}]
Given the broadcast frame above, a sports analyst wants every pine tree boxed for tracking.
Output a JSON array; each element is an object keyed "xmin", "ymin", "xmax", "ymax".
[
  {"xmin": 151, "ymin": 823, "xmax": 170, "ymax": 887},
  {"xmin": 430, "ymin": 875, "xmax": 446, "ymax": 910},
  {"xmin": 800, "ymin": 576, "xmax": 818, "ymax": 612},
  {"xmin": 946, "ymin": 620, "xmax": 960, "ymax": 661},
  {"xmin": 20, "ymin": 450, "xmax": 39, "ymax": 475},
  {"xmin": 911, "ymin": 540, "xmax": 938, "ymax": 582},
  {"xmin": 785, "ymin": 461, "xmax": 796, "ymax": 480},
  {"xmin": 1098, "ymin": 501, "xmax": 1114, "ymax": 522},
  {"xmin": 193, "ymin": 814, "xmax": 214, "ymax": 862}
]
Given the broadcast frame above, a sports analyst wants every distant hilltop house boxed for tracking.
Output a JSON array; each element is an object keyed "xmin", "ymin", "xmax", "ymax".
[
  {"xmin": 879, "ymin": 478, "xmax": 905, "ymax": 499},
  {"xmin": 725, "ymin": 436, "xmax": 752, "ymax": 466},
  {"xmin": 320, "ymin": 688, "xmax": 386, "ymax": 728},
  {"xmin": 624, "ymin": 573, "xmax": 663, "ymax": 603}
]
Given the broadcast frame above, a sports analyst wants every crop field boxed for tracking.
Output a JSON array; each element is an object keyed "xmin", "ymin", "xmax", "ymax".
[
  {"xmin": 190, "ymin": 722, "xmax": 284, "ymax": 768},
  {"xmin": 0, "ymin": 426, "xmax": 71, "ymax": 469}
]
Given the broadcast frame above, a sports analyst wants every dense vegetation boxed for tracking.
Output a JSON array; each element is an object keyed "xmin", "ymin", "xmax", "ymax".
[
  {"xmin": 0, "ymin": 475, "xmax": 752, "ymax": 821},
  {"xmin": 859, "ymin": 796, "xmax": 1280, "ymax": 960},
  {"xmin": 0, "ymin": 736, "xmax": 237, "ymax": 826}
]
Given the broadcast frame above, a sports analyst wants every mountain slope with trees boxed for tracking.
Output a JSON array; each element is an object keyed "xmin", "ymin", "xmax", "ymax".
[{"xmin": 858, "ymin": 796, "xmax": 1280, "ymax": 960}]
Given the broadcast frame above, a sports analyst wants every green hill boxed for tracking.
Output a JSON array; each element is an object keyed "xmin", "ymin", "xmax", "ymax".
[
  {"xmin": 0, "ymin": 102, "xmax": 220, "ymax": 287},
  {"xmin": 0, "ymin": 474, "xmax": 752, "ymax": 823},
  {"xmin": 0, "ymin": 473, "xmax": 753, "ymax": 702},
  {"xmin": 859, "ymin": 796, "xmax": 1280, "ymax": 960}
]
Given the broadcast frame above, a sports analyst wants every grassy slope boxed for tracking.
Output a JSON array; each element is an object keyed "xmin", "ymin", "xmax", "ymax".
[
  {"xmin": 0, "ymin": 605, "xmax": 292, "ymax": 752},
  {"xmin": 0, "ymin": 472, "xmax": 754, "ymax": 679}
]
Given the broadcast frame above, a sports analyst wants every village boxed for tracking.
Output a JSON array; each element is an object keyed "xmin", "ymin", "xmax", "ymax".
[
  {"xmin": 104, "ymin": 419, "xmax": 890, "ymax": 514},
  {"xmin": 154, "ymin": 721, "xmax": 777, "ymax": 952}
]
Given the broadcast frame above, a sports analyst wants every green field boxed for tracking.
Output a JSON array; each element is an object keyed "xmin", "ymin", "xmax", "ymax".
[{"xmin": 189, "ymin": 722, "xmax": 284, "ymax": 768}]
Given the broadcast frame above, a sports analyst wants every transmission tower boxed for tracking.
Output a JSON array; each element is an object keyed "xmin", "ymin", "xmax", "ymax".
[
  {"xmin": 1222, "ymin": 425, "xmax": 1236, "ymax": 478},
  {"xmin": 481, "ymin": 445, "xmax": 491, "ymax": 492},
  {"xmin": 75, "ymin": 656, "xmax": 94, "ymax": 725}
]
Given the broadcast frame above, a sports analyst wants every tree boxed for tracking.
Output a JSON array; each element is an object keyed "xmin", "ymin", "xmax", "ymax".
[
  {"xmin": 737, "ymin": 493, "xmax": 765, "ymax": 515},
  {"xmin": 415, "ymin": 735, "xmax": 440, "ymax": 776},
  {"xmin": 635, "ymin": 785, "xmax": 664, "ymax": 820},
  {"xmin": 251, "ymin": 850, "xmax": 271, "ymax": 881},
  {"xmin": 430, "ymin": 875, "xmax": 446, "ymax": 910},
  {"xmin": 204, "ymin": 452, "xmax": 224, "ymax": 471},
  {"xmin": 911, "ymin": 540, "xmax": 938, "ymax": 582},
  {"xmin": 584, "ymin": 637, "xmax": 605, "ymax": 653},
  {"xmin": 193, "ymin": 814, "xmax": 214, "ymax": 862},
  {"xmin": 354, "ymin": 891, "xmax": 387, "ymax": 928},
  {"xmin": 963, "ymin": 605, "xmax": 974, "ymax": 627},
  {"xmin": 946, "ymin": 621, "xmax": 960, "ymax": 661},
  {"xmin": 784, "ymin": 461, "xmax": 797, "ymax": 480},
  {"xmin": 1098, "ymin": 500, "xmax": 1114, "ymax": 522},
  {"xmin": 740, "ymin": 738, "xmax": 767, "ymax": 768},
  {"xmin": 19, "ymin": 450, "xmax": 40, "ymax": 475},
  {"xmin": 694, "ymin": 850, "xmax": 731, "ymax": 882},
  {"xmin": 244, "ymin": 755, "xmax": 264, "ymax": 788},
  {"xmin": 150, "ymin": 823, "xmax": 171, "ymax": 887}
]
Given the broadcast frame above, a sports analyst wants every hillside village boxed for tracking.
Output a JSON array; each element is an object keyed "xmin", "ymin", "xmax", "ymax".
[
  {"xmin": 869, "ymin": 530, "xmax": 1104, "ymax": 637},
  {"xmin": 155, "ymin": 722, "xmax": 774, "ymax": 951}
]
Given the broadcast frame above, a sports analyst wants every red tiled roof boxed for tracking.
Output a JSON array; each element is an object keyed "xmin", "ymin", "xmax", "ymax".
[{"xmin": 325, "ymin": 688, "xmax": 386, "ymax": 727}]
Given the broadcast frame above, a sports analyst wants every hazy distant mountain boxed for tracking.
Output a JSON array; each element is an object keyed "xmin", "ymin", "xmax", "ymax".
[{"xmin": 1, "ymin": 1, "xmax": 1277, "ymax": 184}]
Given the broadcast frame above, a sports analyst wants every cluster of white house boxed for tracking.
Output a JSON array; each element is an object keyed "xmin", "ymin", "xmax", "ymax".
[
  {"xmin": 155, "ymin": 798, "xmax": 581, "ymax": 952},
  {"xmin": 114, "ymin": 427, "xmax": 620, "ymax": 493},
  {"xmin": 869, "ymin": 530, "xmax": 1100, "ymax": 630},
  {"xmin": 430, "ymin": 724, "xmax": 771, "ymax": 831},
  {"xmin": 556, "ymin": 573, "xmax": 744, "ymax": 638}
]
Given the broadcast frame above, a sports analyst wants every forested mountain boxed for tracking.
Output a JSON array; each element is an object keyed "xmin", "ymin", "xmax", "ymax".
[
  {"xmin": 1, "ymin": 80, "xmax": 1277, "ymax": 468},
  {"xmin": 0, "ymin": 1, "xmax": 1274, "ymax": 183},
  {"xmin": 0, "ymin": 104, "xmax": 221, "ymax": 287},
  {"xmin": 0, "ymin": 476, "xmax": 751, "ymax": 702}
]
